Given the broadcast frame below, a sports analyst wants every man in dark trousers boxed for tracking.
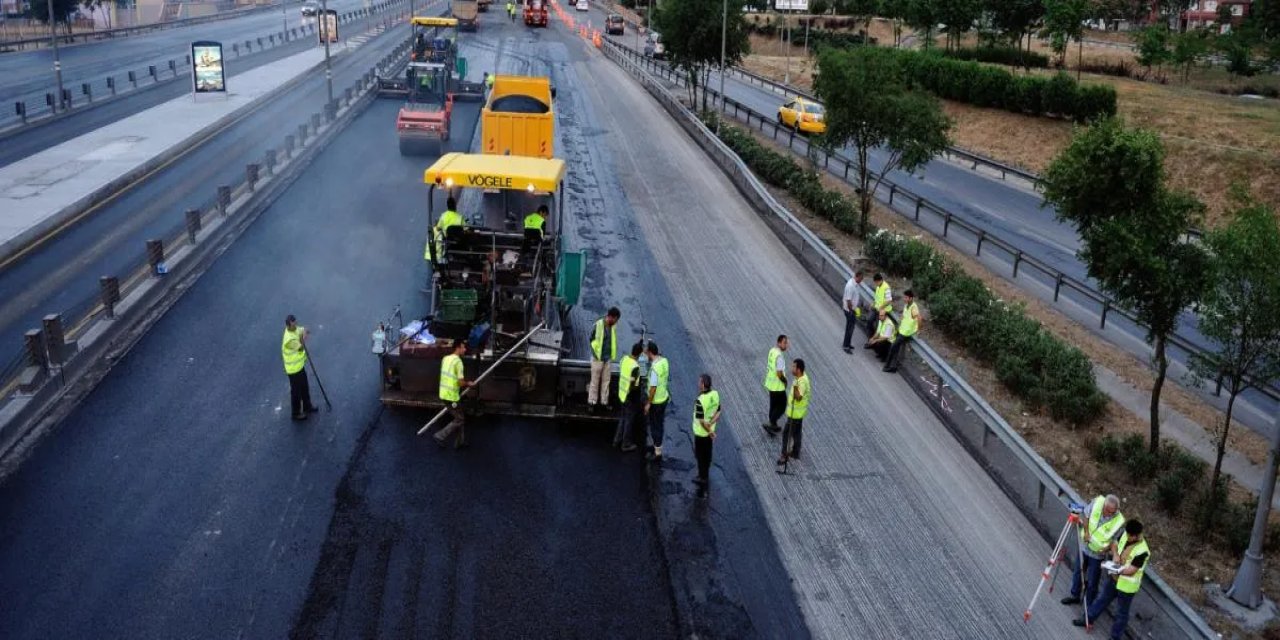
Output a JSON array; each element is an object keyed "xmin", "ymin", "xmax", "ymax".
[
  {"xmin": 761, "ymin": 334, "xmax": 789, "ymax": 436},
  {"xmin": 884, "ymin": 289, "xmax": 922, "ymax": 373},
  {"xmin": 644, "ymin": 340, "xmax": 670, "ymax": 462},
  {"xmin": 613, "ymin": 342, "xmax": 645, "ymax": 452},
  {"xmin": 282, "ymin": 314, "xmax": 320, "ymax": 421},
  {"xmin": 777, "ymin": 358, "xmax": 810, "ymax": 468},
  {"xmin": 692, "ymin": 373, "xmax": 722, "ymax": 498},
  {"xmin": 435, "ymin": 340, "xmax": 472, "ymax": 450}
]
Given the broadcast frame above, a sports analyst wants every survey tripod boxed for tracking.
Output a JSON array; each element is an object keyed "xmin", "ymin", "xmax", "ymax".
[{"xmin": 1024, "ymin": 511, "xmax": 1091, "ymax": 626}]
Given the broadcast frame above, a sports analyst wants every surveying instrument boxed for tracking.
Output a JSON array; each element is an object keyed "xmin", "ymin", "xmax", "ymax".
[{"xmin": 1024, "ymin": 506, "xmax": 1092, "ymax": 626}]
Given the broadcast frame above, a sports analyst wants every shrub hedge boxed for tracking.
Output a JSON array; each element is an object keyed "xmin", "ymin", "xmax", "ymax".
[{"xmin": 946, "ymin": 46, "xmax": 1051, "ymax": 69}]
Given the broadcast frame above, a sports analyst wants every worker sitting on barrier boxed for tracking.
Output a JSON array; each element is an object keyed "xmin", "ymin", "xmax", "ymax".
[
  {"xmin": 429, "ymin": 196, "xmax": 467, "ymax": 263},
  {"xmin": 865, "ymin": 308, "xmax": 895, "ymax": 362}
]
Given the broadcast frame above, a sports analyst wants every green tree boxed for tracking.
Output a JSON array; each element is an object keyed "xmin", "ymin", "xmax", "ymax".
[
  {"xmin": 835, "ymin": 0, "xmax": 880, "ymax": 40},
  {"xmin": 1191, "ymin": 189, "xmax": 1280, "ymax": 516},
  {"xmin": 1042, "ymin": 0, "xmax": 1090, "ymax": 77},
  {"xmin": 654, "ymin": 0, "xmax": 751, "ymax": 112},
  {"xmin": 1042, "ymin": 118, "xmax": 1210, "ymax": 454},
  {"xmin": 987, "ymin": 0, "xmax": 1046, "ymax": 69},
  {"xmin": 1219, "ymin": 30, "xmax": 1259, "ymax": 78},
  {"xmin": 937, "ymin": 0, "xmax": 979, "ymax": 51},
  {"xmin": 904, "ymin": 0, "xmax": 941, "ymax": 49},
  {"xmin": 1136, "ymin": 25, "xmax": 1172, "ymax": 79},
  {"xmin": 815, "ymin": 46, "xmax": 951, "ymax": 237},
  {"xmin": 880, "ymin": 0, "xmax": 909, "ymax": 47},
  {"xmin": 1171, "ymin": 29, "xmax": 1210, "ymax": 82},
  {"xmin": 27, "ymin": 0, "xmax": 79, "ymax": 32}
]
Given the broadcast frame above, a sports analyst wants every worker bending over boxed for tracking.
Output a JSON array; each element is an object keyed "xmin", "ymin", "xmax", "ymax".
[
  {"xmin": 883, "ymin": 289, "xmax": 921, "ymax": 373},
  {"xmin": 1074, "ymin": 519, "xmax": 1149, "ymax": 640},
  {"xmin": 692, "ymin": 374, "xmax": 722, "ymax": 498},
  {"xmin": 645, "ymin": 340, "xmax": 670, "ymax": 462},
  {"xmin": 776, "ymin": 358, "xmax": 809, "ymax": 468},
  {"xmin": 588, "ymin": 307, "xmax": 621, "ymax": 412},
  {"xmin": 613, "ymin": 342, "xmax": 644, "ymax": 452},
  {"xmin": 1062, "ymin": 494, "xmax": 1124, "ymax": 610},
  {"xmin": 282, "ymin": 314, "xmax": 321, "ymax": 421},
  {"xmin": 435, "ymin": 341, "xmax": 472, "ymax": 449},
  {"xmin": 865, "ymin": 309, "xmax": 895, "ymax": 362},
  {"xmin": 761, "ymin": 334, "xmax": 788, "ymax": 437}
]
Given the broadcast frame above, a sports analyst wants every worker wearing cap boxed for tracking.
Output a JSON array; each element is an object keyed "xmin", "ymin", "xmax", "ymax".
[
  {"xmin": 777, "ymin": 358, "xmax": 809, "ymax": 467},
  {"xmin": 1062, "ymin": 494, "xmax": 1125, "ymax": 610},
  {"xmin": 613, "ymin": 342, "xmax": 644, "ymax": 452},
  {"xmin": 1075, "ymin": 519, "xmax": 1149, "ymax": 639},
  {"xmin": 761, "ymin": 334, "xmax": 788, "ymax": 437},
  {"xmin": 870, "ymin": 273, "xmax": 892, "ymax": 339},
  {"xmin": 865, "ymin": 308, "xmax": 895, "ymax": 362},
  {"xmin": 435, "ymin": 341, "xmax": 472, "ymax": 449},
  {"xmin": 588, "ymin": 307, "xmax": 620, "ymax": 412},
  {"xmin": 644, "ymin": 340, "xmax": 669, "ymax": 462},
  {"xmin": 429, "ymin": 196, "xmax": 466, "ymax": 263},
  {"xmin": 524, "ymin": 204, "xmax": 548, "ymax": 240},
  {"xmin": 883, "ymin": 289, "xmax": 921, "ymax": 373},
  {"xmin": 692, "ymin": 373, "xmax": 722, "ymax": 498},
  {"xmin": 282, "ymin": 315, "xmax": 320, "ymax": 421}
]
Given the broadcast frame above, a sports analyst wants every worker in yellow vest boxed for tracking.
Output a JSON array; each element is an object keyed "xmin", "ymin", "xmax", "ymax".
[
  {"xmin": 588, "ymin": 307, "xmax": 621, "ymax": 412},
  {"xmin": 434, "ymin": 341, "xmax": 472, "ymax": 449},
  {"xmin": 644, "ymin": 340, "xmax": 669, "ymax": 462},
  {"xmin": 484, "ymin": 72, "xmax": 494, "ymax": 89},
  {"xmin": 776, "ymin": 358, "xmax": 809, "ymax": 467},
  {"xmin": 1062, "ymin": 494, "xmax": 1124, "ymax": 610},
  {"xmin": 884, "ymin": 289, "xmax": 921, "ymax": 373},
  {"xmin": 613, "ymin": 342, "xmax": 644, "ymax": 452},
  {"xmin": 428, "ymin": 196, "xmax": 466, "ymax": 264},
  {"xmin": 692, "ymin": 373, "xmax": 722, "ymax": 498},
  {"xmin": 871, "ymin": 273, "xmax": 892, "ymax": 334},
  {"xmin": 282, "ymin": 314, "xmax": 320, "ymax": 421},
  {"xmin": 1075, "ymin": 519, "xmax": 1149, "ymax": 639},
  {"xmin": 523, "ymin": 204, "xmax": 548, "ymax": 239},
  {"xmin": 506, "ymin": 0, "xmax": 516, "ymax": 22},
  {"xmin": 761, "ymin": 334, "xmax": 789, "ymax": 436},
  {"xmin": 866, "ymin": 308, "xmax": 896, "ymax": 362}
]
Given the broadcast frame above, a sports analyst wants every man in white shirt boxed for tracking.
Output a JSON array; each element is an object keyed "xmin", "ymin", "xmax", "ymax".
[{"xmin": 842, "ymin": 270, "xmax": 866, "ymax": 353}]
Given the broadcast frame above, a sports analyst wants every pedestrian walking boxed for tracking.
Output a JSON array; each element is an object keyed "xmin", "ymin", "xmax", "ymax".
[
  {"xmin": 761, "ymin": 334, "xmax": 789, "ymax": 437},
  {"xmin": 644, "ymin": 340, "xmax": 670, "ymax": 462},
  {"xmin": 1074, "ymin": 520, "xmax": 1150, "ymax": 640},
  {"xmin": 434, "ymin": 341, "xmax": 472, "ymax": 450},
  {"xmin": 865, "ymin": 308, "xmax": 895, "ymax": 362},
  {"xmin": 842, "ymin": 271, "xmax": 865, "ymax": 353},
  {"xmin": 1062, "ymin": 494, "xmax": 1125, "ymax": 610},
  {"xmin": 613, "ymin": 342, "xmax": 644, "ymax": 452},
  {"xmin": 883, "ymin": 289, "xmax": 921, "ymax": 373},
  {"xmin": 282, "ymin": 315, "xmax": 321, "ymax": 421},
  {"xmin": 692, "ymin": 373, "xmax": 722, "ymax": 498},
  {"xmin": 588, "ymin": 307, "xmax": 621, "ymax": 413},
  {"xmin": 776, "ymin": 358, "xmax": 810, "ymax": 467}
]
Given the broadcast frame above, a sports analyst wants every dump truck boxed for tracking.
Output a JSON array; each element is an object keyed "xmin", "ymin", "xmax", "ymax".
[
  {"xmin": 373, "ymin": 152, "xmax": 614, "ymax": 423},
  {"xmin": 452, "ymin": 0, "xmax": 478, "ymax": 30},
  {"xmin": 481, "ymin": 75, "xmax": 555, "ymax": 159},
  {"xmin": 523, "ymin": 0, "xmax": 547, "ymax": 27}
]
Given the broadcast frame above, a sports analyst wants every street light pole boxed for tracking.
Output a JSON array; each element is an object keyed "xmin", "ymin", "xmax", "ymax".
[
  {"xmin": 46, "ymin": 0, "xmax": 65, "ymax": 113},
  {"xmin": 321, "ymin": 0, "xmax": 333, "ymax": 102},
  {"xmin": 717, "ymin": 0, "xmax": 725, "ymax": 133},
  {"xmin": 783, "ymin": 10, "xmax": 790, "ymax": 85},
  {"xmin": 1226, "ymin": 409, "xmax": 1280, "ymax": 608}
]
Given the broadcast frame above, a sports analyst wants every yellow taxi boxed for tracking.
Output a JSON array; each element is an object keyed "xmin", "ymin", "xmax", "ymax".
[{"xmin": 777, "ymin": 97, "xmax": 826, "ymax": 135}]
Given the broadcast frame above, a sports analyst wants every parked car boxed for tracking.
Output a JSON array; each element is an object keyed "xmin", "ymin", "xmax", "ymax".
[
  {"xmin": 606, "ymin": 14, "xmax": 624, "ymax": 35},
  {"xmin": 300, "ymin": 2, "xmax": 319, "ymax": 16},
  {"xmin": 778, "ymin": 97, "xmax": 826, "ymax": 134},
  {"xmin": 575, "ymin": 0, "xmax": 589, "ymax": 10},
  {"xmin": 644, "ymin": 31, "xmax": 665, "ymax": 59}
]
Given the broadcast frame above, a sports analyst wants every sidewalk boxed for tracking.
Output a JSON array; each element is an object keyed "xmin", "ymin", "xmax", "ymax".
[{"xmin": 0, "ymin": 45, "xmax": 333, "ymax": 265}]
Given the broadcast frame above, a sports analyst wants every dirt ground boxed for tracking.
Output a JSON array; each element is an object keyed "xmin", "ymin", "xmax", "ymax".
[
  {"xmin": 740, "ymin": 42, "xmax": 1280, "ymax": 227},
  {"xmin": 719, "ymin": 117, "xmax": 1280, "ymax": 638}
]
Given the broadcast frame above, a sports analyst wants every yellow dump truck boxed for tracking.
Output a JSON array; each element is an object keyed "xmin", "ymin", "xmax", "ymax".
[
  {"xmin": 480, "ymin": 75, "xmax": 555, "ymax": 159},
  {"xmin": 451, "ymin": 0, "xmax": 478, "ymax": 30}
]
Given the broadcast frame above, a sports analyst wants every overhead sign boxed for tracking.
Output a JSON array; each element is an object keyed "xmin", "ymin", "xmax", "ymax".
[
  {"xmin": 774, "ymin": 0, "xmax": 809, "ymax": 11},
  {"xmin": 319, "ymin": 9, "xmax": 339, "ymax": 44},
  {"xmin": 191, "ymin": 41, "xmax": 225, "ymax": 93}
]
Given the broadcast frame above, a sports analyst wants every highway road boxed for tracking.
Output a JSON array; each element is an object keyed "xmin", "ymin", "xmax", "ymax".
[
  {"xmin": 582, "ymin": 4, "xmax": 1273, "ymax": 437},
  {"xmin": 0, "ymin": 22, "xmax": 409, "ymax": 392},
  {"xmin": 0, "ymin": 3, "xmax": 412, "ymax": 168},
  {"xmin": 0, "ymin": 0, "xmax": 377, "ymax": 133}
]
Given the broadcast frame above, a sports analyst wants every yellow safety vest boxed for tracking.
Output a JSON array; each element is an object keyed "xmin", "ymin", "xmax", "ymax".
[
  {"xmin": 763, "ymin": 347, "xmax": 785, "ymax": 392},
  {"xmin": 692, "ymin": 390, "xmax": 720, "ymax": 437},
  {"xmin": 898, "ymin": 301, "xmax": 919, "ymax": 337},
  {"xmin": 786, "ymin": 373, "xmax": 810, "ymax": 419},
  {"xmin": 590, "ymin": 318, "xmax": 616, "ymax": 361},
  {"xmin": 650, "ymin": 357, "xmax": 669, "ymax": 404},
  {"xmin": 1114, "ymin": 536, "xmax": 1150, "ymax": 594},
  {"xmin": 524, "ymin": 213, "xmax": 545, "ymax": 233},
  {"xmin": 874, "ymin": 281, "xmax": 891, "ymax": 313},
  {"xmin": 877, "ymin": 317, "xmax": 897, "ymax": 343},
  {"xmin": 485, "ymin": 75, "xmax": 495, "ymax": 88},
  {"xmin": 1081, "ymin": 495, "xmax": 1125, "ymax": 554},
  {"xmin": 618, "ymin": 355, "xmax": 639, "ymax": 403},
  {"xmin": 282, "ymin": 327, "xmax": 307, "ymax": 374},
  {"xmin": 439, "ymin": 353, "xmax": 463, "ymax": 402},
  {"xmin": 428, "ymin": 209, "xmax": 466, "ymax": 260}
]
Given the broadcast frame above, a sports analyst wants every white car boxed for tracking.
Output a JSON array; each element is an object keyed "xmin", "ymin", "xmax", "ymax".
[
  {"xmin": 644, "ymin": 32, "xmax": 665, "ymax": 59},
  {"xmin": 575, "ymin": 0, "xmax": 589, "ymax": 10},
  {"xmin": 300, "ymin": 2, "xmax": 318, "ymax": 16}
]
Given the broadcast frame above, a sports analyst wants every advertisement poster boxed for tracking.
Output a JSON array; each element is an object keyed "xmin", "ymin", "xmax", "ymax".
[
  {"xmin": 191, "ymin": 41, "xmax": 226, "ymax": 93},
  {"xmin": 774, "ymin": 0, "xmax": 809, "ymax": 11},
  {"xmin": 319, "ymin": 10, "xmax": 339, "ymax": 44}
]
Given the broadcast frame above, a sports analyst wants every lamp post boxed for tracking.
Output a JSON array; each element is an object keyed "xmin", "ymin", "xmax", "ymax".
[
  {"xmin": 717, "ymin": 0, "xmax": 726, "ymax": 133},
  {"xmin": 783, "ymin": 9, "xmax": 790, "ymax": 85},
  {"xmin": 1226, "ymin": 409, "xmax": 1280, "ymax": 608},
  {"xmin": 321, "ymin": 0, "xmax": 333, "ymax": 102},
  {"xmin": 46, "ymin": 0, "xmax": 65, "ymax": 113}
]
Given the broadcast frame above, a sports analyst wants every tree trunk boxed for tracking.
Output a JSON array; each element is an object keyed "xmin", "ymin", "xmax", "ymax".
[
  {"xmin": 1149, "ymin": 335, "xmax": 1168, "ymax": 454},
  {"xmin": 1211, "ymin": 391, "xmax": 1240, "ymax": 511},
  {"xmin": 1076, "ymin": 37, "xmax": 1083, "ymax": 81}
]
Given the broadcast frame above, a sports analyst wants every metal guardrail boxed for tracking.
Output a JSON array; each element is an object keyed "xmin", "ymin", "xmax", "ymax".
[
  {"xmin": 0, "ymin": 35, "xmax": 413, "ymax": 445},
  {"xmin": 2, "ymin": 0, "xmax": 407, "ymax": 134},
  {"xmin": 615, "ymin": 45, "xmax": 1280, "ymax": 413},
  {"xmin": 599, "ymin": 35, "xmax": 1217, "ymax": 640},
  {"xmin": 0, "ymin": 1, "xmax": 299, "ymax": 51}
]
